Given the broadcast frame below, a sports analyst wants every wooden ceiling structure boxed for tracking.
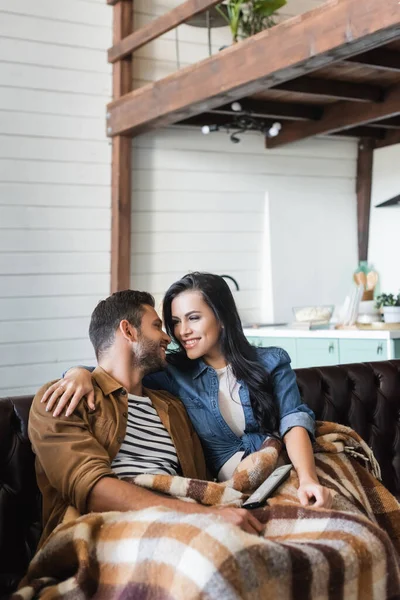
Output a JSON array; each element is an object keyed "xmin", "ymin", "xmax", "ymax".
[{"xmin": 107, "ymin": 0, "xmax": 400, "ymax": 292}]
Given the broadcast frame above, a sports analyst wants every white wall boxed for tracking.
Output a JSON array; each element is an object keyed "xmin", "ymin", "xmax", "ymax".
[
  {"xmin": 267, "ymin": 138, "xmax": 358, "ymax": 322},
  {"xmin": 0, "ymin": 0, "xmax": 112, "ymax": 395},
  {"xmin": 132, "ymin": 128, "xmax": 357, "ymax": 324},
  {"xmin": 369, "ymin": 144, "xmax": 400, "ymax": 294}
]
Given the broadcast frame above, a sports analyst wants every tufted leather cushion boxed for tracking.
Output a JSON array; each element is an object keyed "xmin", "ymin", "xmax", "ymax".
[
  {"xmin": 1, "ymin": 360, "xmax": 400, "ymax": 597},
  {"xmin": 295, "ymin": 360, "xmax": 400, "ymax": 497},
  {"xmin": 0, "ymin": 396, "xmax": 41, "ymax": 598}
]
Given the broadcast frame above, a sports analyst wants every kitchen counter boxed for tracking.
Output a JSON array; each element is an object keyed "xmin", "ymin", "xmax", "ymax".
[
  {"xmin": 243, "ymin": 326, "xmax": 400, "ymax": 340},
  {"xmin": 242, "ymin": 326, "xmax": 400, "ymax": 368}
]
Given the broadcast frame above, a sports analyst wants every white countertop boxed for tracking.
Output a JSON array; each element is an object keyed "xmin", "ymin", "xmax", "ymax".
[{"xmin": 242, "ymin": 326, "xmax": 400, "ymax": 340}]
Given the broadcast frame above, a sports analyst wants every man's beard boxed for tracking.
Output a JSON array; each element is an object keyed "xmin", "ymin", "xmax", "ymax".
[{"xmin": 132, "ymin": 333, "xmax": 166, "ymax": 376}]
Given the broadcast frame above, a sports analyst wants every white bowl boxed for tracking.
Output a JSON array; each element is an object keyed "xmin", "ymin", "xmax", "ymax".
[{"xmin": 293, "ymin": 305, "xmax": 334, "ymax": 323}]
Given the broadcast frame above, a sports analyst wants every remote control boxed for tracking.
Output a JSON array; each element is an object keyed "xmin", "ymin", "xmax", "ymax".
[{"xmin": 242, "ymin": 463, "xmax": 292, "ymax": 509}]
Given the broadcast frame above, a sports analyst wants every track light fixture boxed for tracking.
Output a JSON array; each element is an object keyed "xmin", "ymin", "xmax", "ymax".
[{"xmin": 200, "ymin": 102, "xmax": 282, "ymax": 143}]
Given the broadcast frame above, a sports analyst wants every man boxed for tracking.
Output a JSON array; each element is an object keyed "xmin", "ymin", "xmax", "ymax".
[{"xmin": 29, "ymin": 290, "xmax": 262, "ymax": 546}]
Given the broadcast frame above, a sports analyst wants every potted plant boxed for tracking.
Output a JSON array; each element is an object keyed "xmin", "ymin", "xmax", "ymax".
[
  {"xmin": 375, "ymin": 292, "xmax": 400, "ymax": 323},
  {"xmin": 216, "ymin": 0, "xmax": 287, "ymax": 44}
]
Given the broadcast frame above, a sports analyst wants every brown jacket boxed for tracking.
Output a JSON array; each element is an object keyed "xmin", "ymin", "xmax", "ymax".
[{"xmin": 29, "ymin": 367, "xmax": 207, "ymax": 544}]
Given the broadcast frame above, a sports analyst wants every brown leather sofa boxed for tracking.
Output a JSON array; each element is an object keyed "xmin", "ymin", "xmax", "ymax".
[{"xmin": 1, "ymin": 359, "xmax": 400, "ymax": 598}]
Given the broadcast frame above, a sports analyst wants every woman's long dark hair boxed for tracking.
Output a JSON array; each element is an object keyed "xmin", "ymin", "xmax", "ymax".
[{"xmin": 163, "ymin": 272, "xmax": 278, "ymax": 434}]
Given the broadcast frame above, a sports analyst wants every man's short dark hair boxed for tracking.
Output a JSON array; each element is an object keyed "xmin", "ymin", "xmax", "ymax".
[{"xmin": 89, "ymin": 290, "xmax": 155, "ymax": 360}]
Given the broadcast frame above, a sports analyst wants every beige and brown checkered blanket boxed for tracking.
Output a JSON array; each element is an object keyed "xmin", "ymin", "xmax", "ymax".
[{"xmin": 13, "ymin": 422, "xmax": 400, "ymax": 600}]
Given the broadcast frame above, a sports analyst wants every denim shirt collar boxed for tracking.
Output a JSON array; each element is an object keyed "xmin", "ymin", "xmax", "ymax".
[{"xmin": 191, "ymin": 359, "xmax": 209, "ymax": 380}]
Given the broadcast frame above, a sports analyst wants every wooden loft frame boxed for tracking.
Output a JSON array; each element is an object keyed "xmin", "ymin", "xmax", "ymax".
[{"xmin": 107, "ymin": 0, "xmax": 400, "ymax": 291}]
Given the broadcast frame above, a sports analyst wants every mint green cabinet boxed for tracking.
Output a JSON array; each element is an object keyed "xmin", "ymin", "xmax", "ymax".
[
  {"xmin": 245, "ymin": 334, "xmax": 400, "ymax": 368},
  {"xmin": 338, "ymin": 339, "xmax": 387, "ymax": 363},
  {"xmin": 248, "ymin": 336, "xmax": 297, "ymax": 367},
  {"xmin": 296, "ymin": 338, "xmax": 339, "ymax": 368}
]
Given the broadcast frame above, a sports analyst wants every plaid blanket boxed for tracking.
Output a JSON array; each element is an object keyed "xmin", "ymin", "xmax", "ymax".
[{"xmin": 13, "ymin": 422, "xmax": 400, "ymax": 600}]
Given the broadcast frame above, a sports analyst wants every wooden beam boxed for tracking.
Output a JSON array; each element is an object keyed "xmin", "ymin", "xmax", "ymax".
[
  {"xmin": 107, "ymin": 0, "xmax": 400, "ymax": 137},
  {"xmin": 332, "ymin": 126, "xmax": 386, "ymax": 139},
  {"xmin": 108, "ymin": 0, "xmax": 221, "ymax": 63},
  {"xmin": 110, "ymin": 0, "xmax": 133, "ymax": 293},
  {"xmin": 356, "ymin": 139, "xmax": 374, "ymax": 262},
  {"xmin": 347, "ymin": 48, "xmax": 400, "ymax": 71},
  {"xmin": 267, "ymin": 82, "xmax": 400, "ymax": 148},
  {"xmin": 212, "ymin": 99, "xmax": 322, "ymax": 121},
  {"xmin": 368, "ymin": 116, "xmax": 400, "ymax": 129},
  {"xmin": 375, "ymin": 129, "xmax": 400, "ymax": 149},
  {"xmin": 276, "ymin": 77, "xmax": 383, "ymax": 103}
]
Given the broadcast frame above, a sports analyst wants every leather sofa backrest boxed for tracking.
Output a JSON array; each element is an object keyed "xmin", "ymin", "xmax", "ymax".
[
  {"xmin": 0, "ymin": 396, "xmax": 41, "ymax": 598},
  {"xmin": 1, "ymin": 359, "xmax": 400, "ymax": 597},
  {"xmin": 295, "ymin": 360, "xmax": 400, "ymax": 497}
]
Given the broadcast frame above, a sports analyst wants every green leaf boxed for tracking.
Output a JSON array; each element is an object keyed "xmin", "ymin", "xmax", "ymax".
[
  {"xmin": 215, "ymin": 4, "xmax": 231, "ymax": 25},
  {"xmin": 253, "ymin": 0, "xmax": 287, "ymax": 17}
]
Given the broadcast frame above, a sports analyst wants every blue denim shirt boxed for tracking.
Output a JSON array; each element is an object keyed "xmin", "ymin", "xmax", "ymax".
[{"xmin": 144, "ymin": 347, "xmax": 315, "ymax": 475}]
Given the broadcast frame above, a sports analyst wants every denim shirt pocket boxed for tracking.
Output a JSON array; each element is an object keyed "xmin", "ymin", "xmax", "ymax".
[{"xmin": 179, "ymin": 396, "xmax": 216, "ymax": 438}]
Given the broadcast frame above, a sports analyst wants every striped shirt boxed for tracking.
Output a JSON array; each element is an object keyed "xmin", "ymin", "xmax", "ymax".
[{"xmin": 111, "ymin": 393, "xmax": 179, "ymax": 478}]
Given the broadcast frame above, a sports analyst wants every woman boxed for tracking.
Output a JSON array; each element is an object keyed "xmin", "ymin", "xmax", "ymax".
[{"xmin": 43, "ymin": 272, "xmax": 331, "ymax": 508}]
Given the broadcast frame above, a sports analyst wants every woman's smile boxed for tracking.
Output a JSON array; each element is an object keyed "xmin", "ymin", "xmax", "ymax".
[{"xmin": 182, "ymin": 337, "xmax": 201, "ymax": 349}]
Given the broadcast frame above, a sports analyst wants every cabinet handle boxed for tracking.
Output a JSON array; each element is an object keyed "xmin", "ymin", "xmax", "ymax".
[
  {"xmin": 329, "ymin": 343, "xmax": 335, "ymax": 354},
  {"xmin": 377, "ymin": 343, "xmax": 383, "ymax": 355}
]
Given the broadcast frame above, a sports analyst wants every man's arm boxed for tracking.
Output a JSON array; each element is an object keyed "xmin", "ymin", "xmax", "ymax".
[{"xmin": 88, "ymin": 476, "xmax": 264, "ymax": 535}]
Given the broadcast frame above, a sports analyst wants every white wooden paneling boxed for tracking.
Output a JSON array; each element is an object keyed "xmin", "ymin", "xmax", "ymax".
[
  {"xmin": 0, "ymin": 317, "xmax": 91, "ymax": 344},
  {"xmin": 0, "ymin": 206, "xmax": 110, "ymax": 229},
  {"xmin": 132, "ymin": 191, "xmax": 264, "ymax": 212},
  {"xmin": 0, "ymin": 339, "xmax": 94, "ymax": 368},
  {"xmin": 0, "ymin": 274, "xmax": 109, "ymax": 298},
  {"xmin": 0, "ymin": 253, "xmax": 109, "ymax": 275},
  {"xmin": 0, "ymin": 38, "xmax": 111, "ymax": 74},
  {"xmin": 132, "ymin": 212, "xmax": 262, "ymax": 233},
  {"xmin": 134, "ymin": 148, "xmax": 355, "ymax": 178},
  {"xmin": 0, "ymin": 111, "xmax": 107, "ymax": 141},
  {"xmin": 0, "ymin": 183, "xmax": 110, "ymax": 207},
  {"xmin": 0, "ymin": 88, "xmax": 107, "ymax": 118},
  {"xmin": 0, "ymin": 2, "xmax": 111, "ymax": 395},
  {"xmin": 131, "ymin": 251, "xmax": 260, "ymax": 274},
  {"xmin": 0, "ymin": 296, "xmax": 101, "ymax": 321},
  {"xmin": 132, "ymin": 169, "xmax": 354, "ymax": 194},
  {"xmin": 0, "ymin": 136, "xmax": 110, "ymax": 163},
  {"xmin": 0, "ymin": 160, "xmax": 110, "ymax": 185},
  {"xmin": 0, "ymin": 230, "xmax": 110, "ymax": 252},
  {"xmin": 0, "ymin": 0, "xmax": 110, "ymax": 27},
  {"xmin": 0, "ymin": 62, "xmax": 110, "ymax": 96},
  {"xmin": 0, "ymin": 12, "xmax": 111, "ymax": 49},
  {"xmin": 132, "ymin": 270, "xmax": 260, "ymax": 295},
  {"xmin": 131, "ymin": 231, "xmax": 262, "ymax": 254}
]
